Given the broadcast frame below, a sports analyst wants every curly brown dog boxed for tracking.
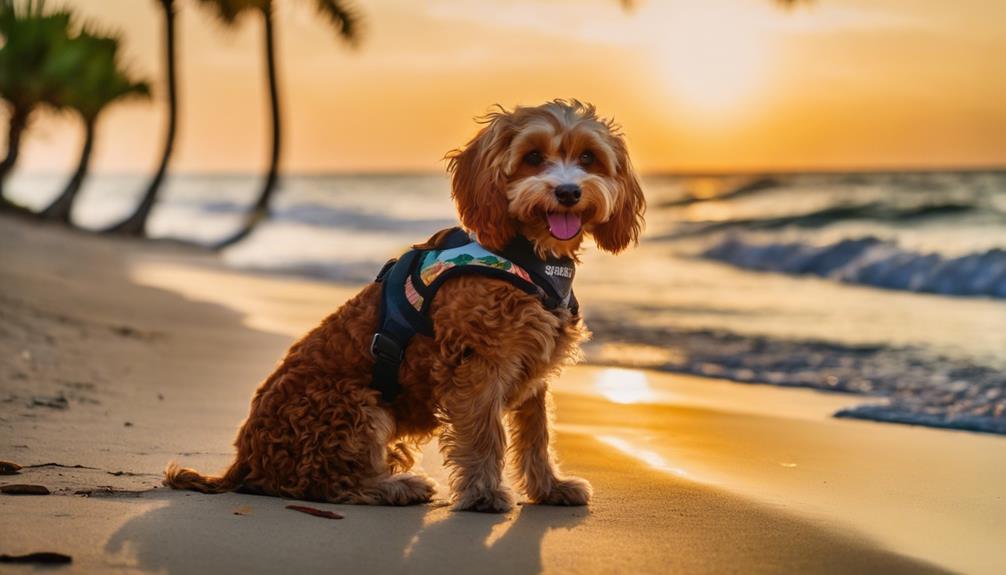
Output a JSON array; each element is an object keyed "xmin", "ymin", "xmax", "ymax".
[{"xmin": 164, "ymin": 100, "xmax": 645, "ymax": 512}]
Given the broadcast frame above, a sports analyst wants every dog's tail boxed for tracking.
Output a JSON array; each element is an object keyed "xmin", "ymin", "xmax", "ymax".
[{"xmin": 163, "ymin": 460, "xmax": 246, "ymax": 494}]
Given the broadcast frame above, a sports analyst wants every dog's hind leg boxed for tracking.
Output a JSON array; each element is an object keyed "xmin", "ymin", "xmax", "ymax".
[
  {"xmin": 325, "ymin": 405, "xmax": 436, "ymax": 506},
  {"xmin": 359, "ymin": 472, "xmax": 437, "ymax": 506},
  {"xmin": 386, "ymin": 440, "xmax": 419, "ymax": 474}
]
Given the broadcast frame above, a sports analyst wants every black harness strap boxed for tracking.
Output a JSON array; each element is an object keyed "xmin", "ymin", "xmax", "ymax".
[
  {"xmin": 369, "ymin": 228, "xmax": 473, "ymax": 402},
  {"xmin": 370, "ymin": 249, "xmax": 421, "ymax": 403},
  {"xmin": 370, "ymin": 228, "xmax": 577, "ymax": 403}
]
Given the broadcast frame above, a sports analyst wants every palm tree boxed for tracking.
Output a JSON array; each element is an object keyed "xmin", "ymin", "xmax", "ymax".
[
  {"xmin": 194, "ymin": 0, "xmax": 359, "ymax": 249},
  {"xmin": 104, "ymin": 0, "xmax": 178, "ymax": 236},
  {"xmin": 39, "ymin": 31, "xmax": 150, "ymax": 223},
  {"xmin": 0, "ymin": 0, "xmax": 71, "ymax": 211}
]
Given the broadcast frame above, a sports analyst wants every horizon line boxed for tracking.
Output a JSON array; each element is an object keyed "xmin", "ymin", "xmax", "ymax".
[{"xmin": 12, "ymin": 164, "xmax": 1006, "ymax": 179}]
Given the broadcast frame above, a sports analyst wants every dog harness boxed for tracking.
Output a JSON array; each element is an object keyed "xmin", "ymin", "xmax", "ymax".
[{"xmin": 370, "ymin": 227, "xmax": 578, "ymax": 403}]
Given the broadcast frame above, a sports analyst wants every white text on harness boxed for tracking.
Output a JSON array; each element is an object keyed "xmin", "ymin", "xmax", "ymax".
[{"xmin": 545, "ymin": 265, "xmax": 573, "ymax": 278}]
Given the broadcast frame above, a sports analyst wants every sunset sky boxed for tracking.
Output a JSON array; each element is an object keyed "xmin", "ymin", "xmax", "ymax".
[{"xmin": 14, "ymin": 0, "xmax": 1006, "ymax": 174}]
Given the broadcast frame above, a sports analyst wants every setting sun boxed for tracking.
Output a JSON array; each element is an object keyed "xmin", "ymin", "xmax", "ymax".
[
  {"xmin": 9, "ymin": 0, "xmax": 1006, "ymax": 173},
  {"xmin": 652, "ymin": 3, "xmax": 771, "ymax": 117}
]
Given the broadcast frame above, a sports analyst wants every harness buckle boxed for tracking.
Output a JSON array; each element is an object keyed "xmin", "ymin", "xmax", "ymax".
[{"xmin": 370, "ymin": 333, "xmax": 403, "ymax": 362}]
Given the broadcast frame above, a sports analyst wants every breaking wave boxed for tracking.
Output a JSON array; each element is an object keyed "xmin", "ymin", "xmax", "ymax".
[
  {"xmin": 660, "ymin": 201, "xmax": 986, "ymax": 239},
  {"xmin": 703, "ymin": 236, "xmax": 1006, "ymax": 299}
]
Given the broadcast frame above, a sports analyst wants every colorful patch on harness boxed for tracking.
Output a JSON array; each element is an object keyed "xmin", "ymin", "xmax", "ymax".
[{"xmin": 403, "ymin": 243, "xmax": 533, "ymax": 311}]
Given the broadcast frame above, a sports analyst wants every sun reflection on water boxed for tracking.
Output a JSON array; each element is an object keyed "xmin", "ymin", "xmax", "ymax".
[{"xmin": 594, "ymin": 368, "xmax": 657, "ymax": 404}]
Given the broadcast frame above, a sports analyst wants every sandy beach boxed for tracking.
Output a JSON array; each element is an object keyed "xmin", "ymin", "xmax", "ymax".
[{"xmin": 2, "ymin": 215, "xmax": 1004, "ymax": 574}]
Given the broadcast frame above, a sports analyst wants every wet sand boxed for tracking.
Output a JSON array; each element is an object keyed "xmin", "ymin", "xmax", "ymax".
[{"xmin": 1, "ymin": 216, "xmax": 1003, "ymax": 574}]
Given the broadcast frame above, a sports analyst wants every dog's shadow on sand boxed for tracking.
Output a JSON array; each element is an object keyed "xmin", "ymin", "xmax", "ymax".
[{"xmin": 105, "ymin": 490, "xmax": 587, "ymax": 574}]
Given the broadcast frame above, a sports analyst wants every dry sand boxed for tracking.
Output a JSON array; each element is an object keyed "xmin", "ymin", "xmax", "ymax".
[{"xmin": 1, "ymin": 216, "xmax": 1004, "ymax": 574}]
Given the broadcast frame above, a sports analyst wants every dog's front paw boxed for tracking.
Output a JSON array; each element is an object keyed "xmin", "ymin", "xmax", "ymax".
[
  {"xmin": 538, "ymin": 476, "xmax": 592, "ymax": 506},
  {"xmin": 452, "ymin": 486, "xmax": 515, "ymax": 513}
]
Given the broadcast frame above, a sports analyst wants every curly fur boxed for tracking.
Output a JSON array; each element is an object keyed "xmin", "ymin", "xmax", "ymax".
[{"xmin": 165, "ymin": 100, "xmax": 644, "ymax": 512}]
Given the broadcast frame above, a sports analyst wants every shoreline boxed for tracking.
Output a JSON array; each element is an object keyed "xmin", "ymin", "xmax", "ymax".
[
  {"xmin": 134, "ymin": 251, "xmax": 1006, "ymax": 437},
  {"xmin": 2, "ymin": 216, "xmax": 1004, "ymax": 573}
]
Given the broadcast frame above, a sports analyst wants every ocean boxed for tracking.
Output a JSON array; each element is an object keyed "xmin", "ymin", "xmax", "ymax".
[{"xmin": 8, "ymin": 170, "xmax": 1006, "ymax": 434}]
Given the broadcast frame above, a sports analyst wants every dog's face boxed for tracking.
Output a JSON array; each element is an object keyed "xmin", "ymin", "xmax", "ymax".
[{"xmin": 448, "ymin": 100, "xmax": 645, "ymax": 258}]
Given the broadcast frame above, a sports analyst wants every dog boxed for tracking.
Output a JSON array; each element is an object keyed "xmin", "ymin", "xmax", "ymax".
[{"xmin": 164, "ymin": 100, "xmax": 645, "ymax": 512}]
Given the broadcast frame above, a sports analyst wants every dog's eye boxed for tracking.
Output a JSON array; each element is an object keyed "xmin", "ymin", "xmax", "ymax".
[
  {"xmin": 579, "ymin": 150, "xmax": 595, "ymax": 166},
  {"xmin": 523, "ymin": 151, "xmax": 544, "ymax": 167}
]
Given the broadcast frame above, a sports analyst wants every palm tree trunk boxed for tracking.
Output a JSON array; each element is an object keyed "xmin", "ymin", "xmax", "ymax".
[
  {"xmin": 0, "ymin": 106, "xmax": 30, "ymax": 211},
  {"xmin": 104, "ymin": 0, "xmax": 178, "ymax": 236},
  {"xmin": 213, "ymin": 2, "xmax": 281, "ymax": 250},
  {"xmin": 40, "ymin": 117, "xmax": 96, "ymax": 224}
]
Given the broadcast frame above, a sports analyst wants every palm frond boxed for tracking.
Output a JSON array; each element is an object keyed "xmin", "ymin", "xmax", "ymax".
[
  {"xmin": 191, "ymin": 0, "xmax": 262, "ymax": 27},
  {"xmin": 775, "ymin": 0, "xmax": 813, "ymax": 8},
  {"xmin": 312, "ymin": 0, "xmax": 361, "ymax": 47},
  {"xmin": 0, "ymin": 1, "xmax": 74, "ymax": 111},
  {"xmin": 42, "ymin": 27, "xmax": 151, "ymax": 120}
]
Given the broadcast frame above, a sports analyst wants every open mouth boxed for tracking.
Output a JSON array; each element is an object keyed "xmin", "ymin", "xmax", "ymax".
[{"xmin": 546, "ymin": 212, "xmax": 582, "ymax": 241}]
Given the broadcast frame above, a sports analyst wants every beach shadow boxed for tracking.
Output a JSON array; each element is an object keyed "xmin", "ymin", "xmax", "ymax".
[
  {"xmin": 104, "ymin": 490, "xmax": 586, "ymax": 574},
  {"xmin": 404, "ymin": 503, "xmax": 587, "ymax": 572}
]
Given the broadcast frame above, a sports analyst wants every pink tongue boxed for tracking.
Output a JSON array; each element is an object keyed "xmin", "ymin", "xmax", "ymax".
[{"xmin": 546, "ymin": 212, "xmax": 582, "ymax": 240}]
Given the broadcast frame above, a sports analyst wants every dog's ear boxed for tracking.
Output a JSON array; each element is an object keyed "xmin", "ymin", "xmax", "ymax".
[
  {"xmin": 447, "ymin": 110, "xmax": 518, "ymax": 252},
  {"xmin": 592, "ymin": 134, "xmax": 645, "ymax": 254}
]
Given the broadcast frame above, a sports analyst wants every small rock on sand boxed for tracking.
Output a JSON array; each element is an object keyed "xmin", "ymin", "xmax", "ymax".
[
  {"xmin": 0, "ymin": 484, "xmax": 50, "ymax": 495},
  {"xmin": 0, "ymin": 461, "xmax": 22, "ymax": 475},
  {"xmin": 0, "ymin": 552, "xmax": 72, "ymax": 564}
]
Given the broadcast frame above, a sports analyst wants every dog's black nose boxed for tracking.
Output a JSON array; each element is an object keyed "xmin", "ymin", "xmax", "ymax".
[{"xmin": 554, "ymin": 184, "xmax": 581, "ymax": 206}]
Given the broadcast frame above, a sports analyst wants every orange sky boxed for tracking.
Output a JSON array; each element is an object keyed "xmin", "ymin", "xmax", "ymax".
[{"xmin": 13, "ymin": 0, "xmax": 1006, "ymax": 174}]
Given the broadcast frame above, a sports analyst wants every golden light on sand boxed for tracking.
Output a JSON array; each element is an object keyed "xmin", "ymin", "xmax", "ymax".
[
  {"xmin": 594, "ymin": 368, "xmax": 656, "ymax": 405},
  {"xmin": 653, "ymin": 3, "xmax": 771, "ymax": 118},
  {"xmin": 597, "ymin": 435, "xmax": 688, "ymax": 478}
]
